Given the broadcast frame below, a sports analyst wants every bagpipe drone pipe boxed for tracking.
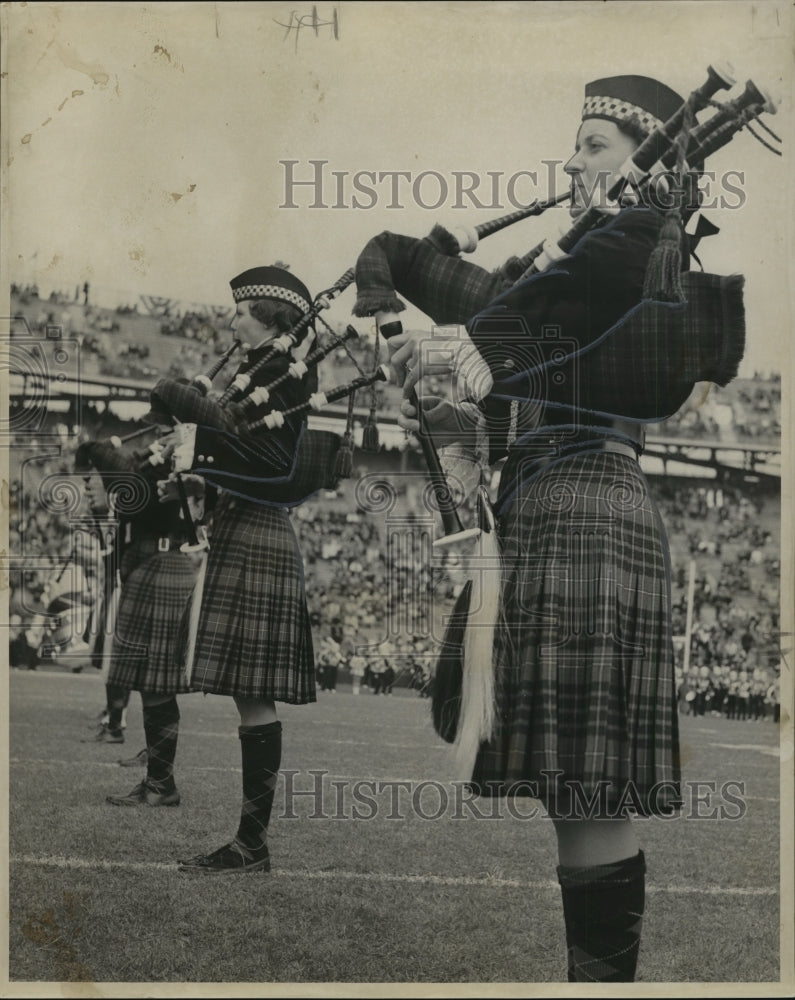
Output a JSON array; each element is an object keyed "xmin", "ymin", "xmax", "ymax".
[
  {"xmin": 350, "ymin": 64, "xmax": 781, "ymax": 767},
  {"xmin": 79, "ymin": 336, "xmax": 251, "ymax": 549},
  {"xmin": 354, "ymin": 71, "xmax": 779, "ymax": 431},
  {"xmin": 72, "ymin": 276, "xmax": 392, "ymax": 681},
  {"xmin": 144, "ymin": 270, "xmax": 365, "ymax": 507},
  {"xmin": 141, "ymin": 278, "xmax": 396, "ymax": 682}
]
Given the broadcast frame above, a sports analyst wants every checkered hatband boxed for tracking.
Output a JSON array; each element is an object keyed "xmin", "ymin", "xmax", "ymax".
[
  {"xmin": 582, "ymin": 95, "xmax": 664, "ymax": 135},
  {"xmin": 231, "ymin": 284, "xmax": 311, "ymax": 314},
  {"xmin": 229, "ymin": 266, "xmax": 313, "ymax": 315}
]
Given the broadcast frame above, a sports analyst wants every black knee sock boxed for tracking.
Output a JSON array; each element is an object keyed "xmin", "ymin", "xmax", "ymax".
[
  {"xmin": 105, "ymin": 684, "xmax": 128, "ymax": 734},
  {"xmin": 143, "ymin": 697, "xmax": 180, "ymax": 791},
  {"xmin": 557, "ymin": 850, "xmax": 646, "ymax": 983},
  {"xmin": 235, "ymin": 721, "xmax": 282, "ymax": 853}
]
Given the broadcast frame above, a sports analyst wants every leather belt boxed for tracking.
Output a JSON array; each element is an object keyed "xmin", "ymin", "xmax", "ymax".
[
  {"xmin": 500, "ymin": 436, "xmax": 642, "ymax": 495},
  {"xmin": 132, "ymin": 531, "xmax": 194, "ymax": 555},
  {"xmin": 520, "ymin": 438, "xmax": 640, "ymax": 474},
  {"xmin": 581, "ymin": 439, "xmax": 639, "ymax": 460},
  {"xmin": 532, "ymin": 418, "xmax": 646, "ymax": 452},
  {"xmin": 217, "ymin": 491, "xmax": 287, "ymax": 514}
]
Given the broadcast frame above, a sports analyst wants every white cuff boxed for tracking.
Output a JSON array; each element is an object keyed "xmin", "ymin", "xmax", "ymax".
[
  {"xmin": 453, "ymin": 338, "xmax": 494, "ymax": 403},
  {"xmin": 423, "ymin": 327, "xmax": 495, "ymax": 403},
  {"xmin": 173, "ymin": 423, "xmax": 197, "ymax": 472}
]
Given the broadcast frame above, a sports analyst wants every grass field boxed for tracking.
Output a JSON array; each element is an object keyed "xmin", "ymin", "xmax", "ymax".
[{"xmin": 5, "ymin": 665, "xmax": 786, "ymax": 990}]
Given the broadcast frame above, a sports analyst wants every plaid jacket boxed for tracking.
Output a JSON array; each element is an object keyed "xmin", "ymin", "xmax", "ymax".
[
  {"xmin": 468, "ymin": 209, "xmax": 744, "ymax": 451},
  {"xmin": 354, "ymin": 229, "xmax": 510, "ymax": 325},
  {"xmin": 354, "ymin": 209, "xmax": 744, "ymax": 459},
  {"xmin": 150, "ymin": 346, "xmax": 336, "ymax": 505}
]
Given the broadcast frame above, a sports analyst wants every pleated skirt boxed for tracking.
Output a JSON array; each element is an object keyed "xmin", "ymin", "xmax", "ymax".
[
  {"xmin": 108, "ymin": 542, "xmax": 201, "ymax": 695},
  {"xmin": 470, "ymin": 451, "xmax": 682, "ymax": 817},
  {"xmin": 186, "ymin": 494, "xmax": 316, "ymax": 703}
]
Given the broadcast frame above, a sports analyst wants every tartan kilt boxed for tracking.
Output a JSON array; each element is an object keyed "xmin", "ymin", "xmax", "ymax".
[
  {"xmin": 108, "ymin": 541, "xmax": 202, "ymax": 694},
  {"xmin": 185, "ymin": 493, "xmax": 316, "ymax": 703},
  {"xmin": 470, "ymin": 450, "xmax": 682, "ymax": 818}
]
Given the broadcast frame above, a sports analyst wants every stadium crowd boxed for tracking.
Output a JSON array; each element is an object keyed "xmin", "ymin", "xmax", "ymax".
[
  {"xmin": 652, "ymin": 481, "xmax": 782, "ymax": 723},
  {"xmin": 7, "ymin": 291, "xmax": 783, "ymax": 714},
  {"xmin": 650, "ymin": 376, "xmax": 781, "ymax": 443},
  {"xmin": 8, "ymin": 416, "xmax": 781, "ymax": 724}
]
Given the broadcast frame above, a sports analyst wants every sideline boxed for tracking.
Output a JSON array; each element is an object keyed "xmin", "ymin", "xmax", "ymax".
[{"xmin": 8, "ymin": 854, "xmax": 779, "ymax": 896}]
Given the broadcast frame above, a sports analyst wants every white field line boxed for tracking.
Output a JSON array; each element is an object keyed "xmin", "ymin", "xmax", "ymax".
[
  {"xmin": 9, "ymin": 757, "xmax": 244, "ymax": 773},
  {"xmin": 708, "ymin": 742, "xmax": 781, "ymax": 757},
  {"xmin": 7, "ymin": 853, "xmax": 779, "ymax": 896}
]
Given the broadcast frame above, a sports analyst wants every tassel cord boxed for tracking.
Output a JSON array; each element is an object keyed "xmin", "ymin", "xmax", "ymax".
[
  {"xmin": 642, "ymin": 102, "xmax": 695, "ymax": 303},
  {"xmin": 316, "ymin": 312, "xmax": 381, "ymax": 453},
  {"xmin": 332, "ymin": 390, "xmax": 356, "ymax": 480},
  {"xmin": 363, "ymin": 329, "xmax": 382, "ymax": 452},
  {"xmin": 743, "ymin": 123, "xmax": 783, "ymax": 155},
  {"xmin": 315, "ymin": 313, "xmax": 369, "ymax": 379}
]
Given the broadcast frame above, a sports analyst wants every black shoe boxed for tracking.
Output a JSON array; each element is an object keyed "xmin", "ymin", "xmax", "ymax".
[
  {"xmin": 178, "ymin": 840, "xmax": 271, "ymax": 874},
  {"xmin": 82, "ymin": 725, "xmax": 125, "ymax": 744},
  {"xmin": 106, "ymin": 780, "xmax": 180, "ymax": 807},
  {"xmin": 118, "ymin": 749, "xmax": 148, "ymax": 768}
]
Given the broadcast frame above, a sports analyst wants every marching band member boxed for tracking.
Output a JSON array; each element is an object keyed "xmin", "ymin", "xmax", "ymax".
[
  {"xmin": 76, "ymin": 435, "xmax": 203, "ymax": 805},
  {"xmin": 376, "ymin": 75, "xmax": 744, "ymax": 982},
  {"xmin": 152, "ymin": 265, "xmax": 319, "ymax": 874}
]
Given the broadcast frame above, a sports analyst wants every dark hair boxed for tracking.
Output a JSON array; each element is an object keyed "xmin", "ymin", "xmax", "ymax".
[{"xmin": 248, "ymin": 297, "xmax": 304, "ymax": 333}]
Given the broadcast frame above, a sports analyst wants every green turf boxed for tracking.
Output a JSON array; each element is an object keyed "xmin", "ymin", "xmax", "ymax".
[{"xmin": 6, "ymin": 668, "xmax": 784, "ymax": 986}]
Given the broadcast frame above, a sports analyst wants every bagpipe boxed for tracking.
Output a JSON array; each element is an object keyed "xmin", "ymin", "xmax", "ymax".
[
  {"xmin": 354, "ymin": 69, "xmax": 780, "ymax": 428},
  {"xmin": 77, "ymin": 336, "xmax": 246, "ymax": 553},
  {"xmin": 135, "ymin": 270, "xmax": 399, "ymax": 681},
  {"xmin": 142, "ymin": 268, "xmax": 382, "ymax": 513},
  {"xmin": 72, "ymin": 334, "xmax": 283, "ymax": 576},
  {"xmin": 350, "ymin": 64, "xmax": 781, "ymax": 775}
]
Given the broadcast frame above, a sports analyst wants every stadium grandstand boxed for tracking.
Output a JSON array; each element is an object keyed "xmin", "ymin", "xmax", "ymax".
[{"xmin": 6, "ymin": 285, "xmax": 783, "ymax": 721}]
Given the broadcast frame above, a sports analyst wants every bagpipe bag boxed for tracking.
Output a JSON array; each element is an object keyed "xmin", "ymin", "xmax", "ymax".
[
  {"xmin": 150, "ymin": 349, "xmax": 342, "ymax": 506},
  {"xmin": 355, "ymin": 207, "xmax": 746, "ymax": 748},
  {"xmin": 354, "ymin": 208, "xmax": 745, "ymax": 425}
]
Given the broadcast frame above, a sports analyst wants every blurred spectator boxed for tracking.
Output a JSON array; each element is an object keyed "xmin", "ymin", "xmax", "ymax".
[
  {"xmin": 349, "ymin": 652, "xmax": 366, "ymax": 695},
  {"xmin": 8, "ymin": 311, "xmax": 782, "ymax": 722},
  {"xmin": 317, "ymin": 636, "xmax": 342, "ymax": 692},
  {"xmin": 9, "ymin": 615, "xmax": 40, "ymax": 670}
]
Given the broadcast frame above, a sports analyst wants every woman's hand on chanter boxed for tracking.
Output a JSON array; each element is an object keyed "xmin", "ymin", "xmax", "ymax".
[
  {"xmin": 156, "ymin": 472, "xmax": 206, "ymax": 503},
  {"xmin": 389, "ymin": 329, "xmax": 494, "ymax": 403},
  {"xmin": 388, "ymin": 331, "xmax": 456, "ymax": 389},
  {"xmin": 398, "ymin": 395, "xmax": 482, "ymax": 445}
]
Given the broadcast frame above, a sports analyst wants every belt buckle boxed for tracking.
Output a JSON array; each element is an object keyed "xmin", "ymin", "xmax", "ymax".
[{"xmin": 158, "ymin": 537, "xmax": 171, "ymax": 552}]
